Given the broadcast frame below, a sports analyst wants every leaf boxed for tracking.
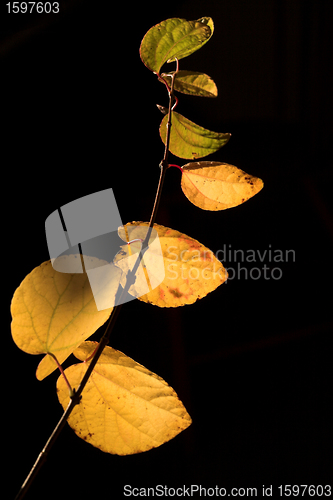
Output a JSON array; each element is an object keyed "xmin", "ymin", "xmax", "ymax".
[
  {"xmin": 160, "ymin": 111, "xmax": 230, "ymax": 159},
  {"xmin": 10, "ymin": 255, "xmax": 119, "ymax": 380},
  {"xmin": 181, "ymin": 161, "xmax": 264, "ymax": 210},
  {"xmin": 120, "ymin": 222, "xmax": 227, "ymax": 307},
  {"xmin": 161, "ymin": 71, "xmax": 218, "ymax": 97},
  {"xmin": 57, "ymin": 341, "xmax": 192, "ymax": 455},
  {"xmin": 139, "ymin": 17, "xmax": 213, "ymax": 74}
]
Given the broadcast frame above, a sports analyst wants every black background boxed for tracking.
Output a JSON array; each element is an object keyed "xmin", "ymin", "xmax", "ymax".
[{"xmin": 3, "ymin": 0, "xmax": 332, "ymax": 498}]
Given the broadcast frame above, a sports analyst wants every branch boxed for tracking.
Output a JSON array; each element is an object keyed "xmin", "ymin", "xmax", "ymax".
[
  {"xmin": 14, "ymin": 60, "xmax": 179, "ymax": 500},
  {"xmin": 144, "ymin": 59, "xmax": 179, "ymax": 245},
  {"xmin": 161, "ymin": 58, "xmax": 178, "ymax": 165}
]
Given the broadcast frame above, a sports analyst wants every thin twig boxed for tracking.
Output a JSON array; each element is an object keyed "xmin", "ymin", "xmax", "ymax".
[
  {"xmin": 14, "ymin": 59, "xmax": 179, "ymax": 500},
  {"xmin": 145, "ymin": 59, "xmax": 179, "ymax": 245},
  {"xmin": 162, "ymin": 58, "xmax": 178, "ymax": 164},
  {"xmin": 14, "ymin": 399, "xmax": 77, "ymax": 500}
]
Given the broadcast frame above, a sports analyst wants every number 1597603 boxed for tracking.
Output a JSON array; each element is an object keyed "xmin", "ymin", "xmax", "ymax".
[{"xmin": 6, "ymin": 2, "xmax": 59, "ymax": 14}]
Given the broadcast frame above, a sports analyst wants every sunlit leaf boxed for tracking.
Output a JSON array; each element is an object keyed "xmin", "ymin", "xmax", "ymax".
[
  {"xmin": 120, "ymin": 222, "xmax": 227, "ymax": 307},
  {"xmin": 139, "ymin": 17, "xmax": 213, "ymax": 74},
  {"xmin": 160, "ymin": 111, "xmax": 230, "ymax": 159},
  {"xmin": 57, "ymin": 341, "xmax": 192, "ymax": 455},
  {"xmin": 10, "ymin": 255, "xmax": 118, "ymax": 380},
  {"xmin": 161, "ymin": 71, "xmax": 218, "ymax": 97},
  {"xmin": 181, "ymin": 161, "xmax": 264, "ymax": 210}
]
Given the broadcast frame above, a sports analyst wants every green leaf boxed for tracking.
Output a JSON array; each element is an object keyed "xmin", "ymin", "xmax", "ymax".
[
  {"xmin": 139, "ymin": 17, "xmax": 213, "ymax": 74},
  {"xmin": 161, "ymin": 71, "xmax": 218, "ymax": 97},
  {"xmin": 160, "ymin": 111, "xmax": 231, "ymax": 159}
]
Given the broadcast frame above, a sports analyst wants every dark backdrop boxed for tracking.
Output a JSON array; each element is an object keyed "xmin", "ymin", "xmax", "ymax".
[{"xmin": 3, "ymin": 1, "xmax": 332, "ymax": 498}]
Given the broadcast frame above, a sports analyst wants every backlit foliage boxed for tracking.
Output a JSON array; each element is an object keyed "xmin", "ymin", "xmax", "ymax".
[{"xmin": 10, "ymin": 16, "xmax": 263, "ymax": 459}]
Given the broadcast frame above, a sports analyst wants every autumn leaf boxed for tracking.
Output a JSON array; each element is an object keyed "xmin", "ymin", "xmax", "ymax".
[
  {"xmin": 139, "ymin": 17, "xmax": 213, "ymax": 74},
  {"xmin": 10, "ymin": 255, "xmax": 119, "ymax": 380},
  {"xmin": 57, "ymin": 341, "xmax": 192, "ymax": 455},
  {"xmin": 161, "ymin": 70, "xmax": 218, "ymax": 97},
  {"xmin": 160, "ymin": 111, "xmax": 230, "ymax": 159},
  {"xmin": 181, "ymin": 161, "xmax": 264, "ymax": 210},
  {"xmin": 119, "ymin": 222, "xmax": 227, "ymax": 307}
]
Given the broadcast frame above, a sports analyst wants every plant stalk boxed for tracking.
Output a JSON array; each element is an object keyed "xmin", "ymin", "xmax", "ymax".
[{"xmin": 15, "ymin": 60, "xmax": 178, "ymax": 500}]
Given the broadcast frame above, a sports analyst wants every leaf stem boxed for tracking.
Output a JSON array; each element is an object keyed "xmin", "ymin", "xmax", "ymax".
[
  {"xmin": 47, "ymin": 352, "xmax": 74, "ymax": 398},
  {"xmin": 168, "ymin": 164, "xmax": 183, "ymax": 172},
  {"xmin": 14, "ymin": 57, "xmax": 179, "ymax": 500}
]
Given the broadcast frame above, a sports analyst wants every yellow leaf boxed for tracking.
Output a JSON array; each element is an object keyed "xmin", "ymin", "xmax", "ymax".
[
  {"xmin": 119, "ymin": 222, "xmax": 227, "ymax": 307},
  {"xmin": 57, "ymin": 341, "xmax": 192, "ymax": 455},
  {"xmin": 10, "ymin": 255, "xmax": 118, "ymax": 380},
  {"xmin": 181, "ymin": 161, "xmax": 264, "ymax": 210}
]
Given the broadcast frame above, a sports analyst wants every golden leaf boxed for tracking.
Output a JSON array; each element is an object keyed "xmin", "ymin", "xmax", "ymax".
[
  {"xmin": 10, "ymin": 255, "xmax": 118, "ymax": 380},
  {"xmin": 181, "ymin": 161, "xmax": 264, "ymax": 210},
  {"xmin": 118, "ymin": 222, "xmax": 227, "ymax": 307},
  {"xmin": 57, "ymin": 341, "xmax": 192, "ymax": 455}
]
